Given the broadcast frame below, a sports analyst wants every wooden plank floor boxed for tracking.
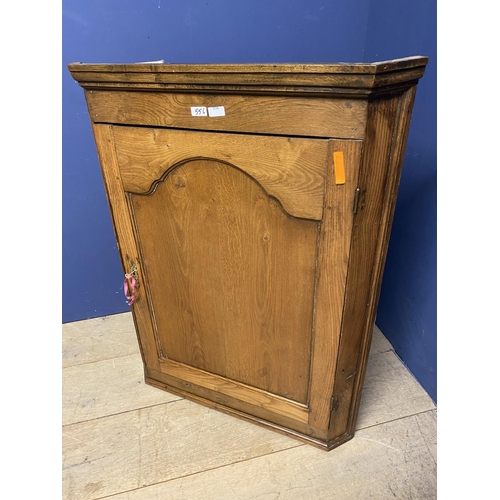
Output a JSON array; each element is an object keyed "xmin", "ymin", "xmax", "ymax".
[{"xmin": 62, "ymin": 313, "xmax": 436, "ymax": 499}]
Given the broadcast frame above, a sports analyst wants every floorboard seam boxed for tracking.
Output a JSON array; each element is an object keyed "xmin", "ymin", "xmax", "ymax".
[
  {"xmin": 62, "ymin": 398, "xmax": 185, "ymax": 427},
  {"xmin": 356, "ymin": 407, "xmax": 436, "ymax": 432},
  {"xmin": 63, "ymin": 352, "xmax": 142, "ymax": 369},
  {"xmin": 91, "ymin": 443, "xmax": 306, "ymax": 500}
]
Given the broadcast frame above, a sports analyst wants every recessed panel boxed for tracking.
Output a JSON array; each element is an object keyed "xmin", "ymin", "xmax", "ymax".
[{"xmin": 131, "ymin": 159, "xmax": 320, "ymax": 404}]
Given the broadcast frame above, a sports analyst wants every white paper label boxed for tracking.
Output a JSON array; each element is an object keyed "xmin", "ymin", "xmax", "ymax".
[
  {"xmin": 191, "ymin": 106, "xmax": 207, "ymax": 117},
  {"xmin": 208, "ymin": 106, "xmax": 226, "ymax": 117}
]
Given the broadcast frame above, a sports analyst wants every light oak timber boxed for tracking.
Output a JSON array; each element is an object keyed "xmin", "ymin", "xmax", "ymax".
[
  {"xmin": 158, "ymin": 357, "xmax": 309, "ymax": 423},
  {"xmin": 69, "ymin": 57, "xmax": 428, "ymax": 95},
  {"xmin": 144, "ymin": 365, "xmax": 335, "ymax": 448},
  {"xmin": 69, "ymin": 57, "xmax": 429, "ymax": 75},
  {"xmin": 88, "ymin": 92, "xmax": 367, "ymax": 139},
  {"xmin": 113, "ymin": 126, "xmax": 330, "ymax": 220},
  {"xmin": 144, "ymin": 343, "xmax": 436, "ymax": 450},
  {"xmin": 307, "ymin": 139, "xmax": 362, "ymax": 430},
  {"xmin": 130, "ymin": 159, "xmax": 320, "ymax": 403},
  {"xmin": 62, "ymin": 315, "xmax": 390, "ymax": 370},
  {"xmin": 91, "ymin": 124, "xmax": 163, "ymax": 373},
  {"xmin": 69, "ymin": 56, "xmax": 428, "ymax": 450},
  {"xmin": 346, "ymin": 87, "xmax": 420, "ymax": 436},
  {"xmin": 328, "ymin": 87, "xmax": 420, "ymax": 441}
]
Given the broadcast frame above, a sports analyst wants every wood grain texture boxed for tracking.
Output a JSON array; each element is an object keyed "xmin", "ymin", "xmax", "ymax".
[
  {"xmin": 60, "ymin": 319, "xmax": 398, "ymax": 431},
  {"xmin": 91, "ymin": 125, "xmax": 160, "ymax": 372},
  {"xmin": 158, "ymin": 358, "xmax": 309, "ymax": 423},
  {"xmin": 144, "ymin": 366, "xmax": 332, "ymax": 447},
  {"xmin": 328, "ymin": 89, "xmax": 418, "ymax": 440},
  {"xmin": 326, "ymin": 96, "xmax": 400, "ymax": 439},
  {"xmin": 144, "ymin": 333, "xmax": 433, "ymax": 448},
  {"xmin": 71, "ymin": 60, "xmax": 428, "ymax": 451},
  {"xmin": 69, "ymin": 57, "xmax": 429, "ymax": 75},
  {"xmin": 103, "ymin": 411, "xmax": 436, "ymax": 500},
  {"xmin": 62, "ymin": 399, "xmax": 299, "ymax": 500},
  {"xmin": 87, "ymin": 91, "xmax": 366, "ymax": 139},
  {"xmin": 346, "ymin": 87, "xmax": 420, "ymax": 436},
  {"xmin": 69, "ymin": 57, "xmax": 428, "ymax": 96},
  {"xmin": 62, "ymin": 354, "xmax": 179, "ymax": 426},
  {"xmin": 113, "ymin": 126, "xmax": 329, "ymax": 220},
  {"xmin": 130, "ymin": 159, "xmax": 319, "ymax": 403},
  {"xmin": 307, "ymin": 140, "xmax": 362, "ymax": 429}
]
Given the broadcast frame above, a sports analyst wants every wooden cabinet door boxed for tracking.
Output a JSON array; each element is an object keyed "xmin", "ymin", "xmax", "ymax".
[{"xmin": 93, "ymin": 123, "xmax": 362, "ymax": 440}]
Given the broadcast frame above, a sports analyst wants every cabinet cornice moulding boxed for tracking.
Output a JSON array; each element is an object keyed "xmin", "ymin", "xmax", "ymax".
[{"xmin": 68, "ymin": 56, "xmax": 428, "ymax": 96}]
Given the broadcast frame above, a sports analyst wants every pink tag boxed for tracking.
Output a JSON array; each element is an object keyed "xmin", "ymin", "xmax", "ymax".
[{"xmin": 124, "ymin": 273, "xmax": 137, "ymax": 306}]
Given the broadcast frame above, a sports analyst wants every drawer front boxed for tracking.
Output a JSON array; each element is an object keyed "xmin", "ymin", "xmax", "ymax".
[{"xmin": 86, "ymin": 90, "xmax": 367, "ymax": 139}]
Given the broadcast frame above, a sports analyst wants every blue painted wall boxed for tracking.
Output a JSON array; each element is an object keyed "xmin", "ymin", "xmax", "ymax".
[
  {"xmin": 363, "ymin": 0, "xmax": 437, "ymax": 403},
  {"xmin": 63, "ymin": 1, "xmax": 436, "ymax": 401},
  {"xmin": 62, "ymin": 0, "xmax": 369, "ymax": 322}
]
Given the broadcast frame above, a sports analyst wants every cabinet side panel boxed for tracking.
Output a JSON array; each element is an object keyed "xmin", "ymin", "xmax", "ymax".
[
  {"xmin": 328, "ymin": 87, "xmax": 418, "ymax": 439},
  {"xmin": 130, "ymin": 159, "xmax": 320, "ymax": 404},
  {"xmin": 90, "ymin": 123, "xmax": 160, "ymax": 370}
]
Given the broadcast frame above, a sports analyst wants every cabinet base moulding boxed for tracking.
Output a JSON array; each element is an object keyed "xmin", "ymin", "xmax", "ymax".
[{"xmin": 145, "ymin": 369, "xmax": 354, "ymax": 451}]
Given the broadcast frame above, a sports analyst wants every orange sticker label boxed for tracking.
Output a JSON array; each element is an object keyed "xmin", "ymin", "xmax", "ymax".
[{"xmin": 333, "ymin": 151, "xmax": 345, "ymax": 185}]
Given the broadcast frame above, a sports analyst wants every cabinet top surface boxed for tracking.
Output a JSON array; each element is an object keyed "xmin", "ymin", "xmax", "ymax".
[
  {"xmin": 68, "ymin": 56, "xmax": 427, "ymax": 95},
  {"xmin": 69, "ymin": 56, "xmax": 427, "ymax": 74}
]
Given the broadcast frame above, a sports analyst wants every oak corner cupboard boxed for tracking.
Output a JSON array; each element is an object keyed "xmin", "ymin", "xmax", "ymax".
[{"xmin": 68, "ymin": 56, "xmax": 428, "ymax": 451}]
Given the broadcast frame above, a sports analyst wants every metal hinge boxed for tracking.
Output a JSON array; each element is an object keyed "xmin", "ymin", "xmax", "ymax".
[
  {"xmin": 129, "ymin": 261, "xmax": 139, "ymax": 282},
  {"xmin": 330, "ymin": 396, "xmax": 339, "ymax": 413},
  {"xmin": 353, "ymin": 188, "xmax": 361, "ymax": 214}
]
